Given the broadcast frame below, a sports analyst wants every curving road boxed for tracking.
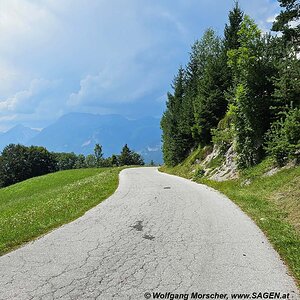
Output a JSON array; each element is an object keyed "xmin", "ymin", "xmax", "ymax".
[{"xmin": 0, "ymin": 167, "xmax": 298, "ymax": 299}]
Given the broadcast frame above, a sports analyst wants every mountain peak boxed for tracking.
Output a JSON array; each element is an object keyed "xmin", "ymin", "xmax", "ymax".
[
  {"xmin": 9, "ymin": 124, "xmax": 26, "ymax": 131},
  {"xmin": 27, "ymin": 112, "xmax": 163, "ymax": 163},
  {"xmin": 0, "ymin": 113, "xmax": 163, "ymax": 163},
  {"xmin": 0, "ymin": 124, "xmax": 40, "ymax": 150}
]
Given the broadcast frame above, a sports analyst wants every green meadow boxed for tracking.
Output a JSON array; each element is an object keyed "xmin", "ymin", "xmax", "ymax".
[{"xmin": 0, "ymin": 168, "xmax": 123, "ymax": 256}]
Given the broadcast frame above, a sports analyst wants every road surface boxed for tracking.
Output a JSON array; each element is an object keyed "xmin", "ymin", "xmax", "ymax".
[{"xmin": 0, "ymin": 167, "xmax": 298, "ymax": 299}]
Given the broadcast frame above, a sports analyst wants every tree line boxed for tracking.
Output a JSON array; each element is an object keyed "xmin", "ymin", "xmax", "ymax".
[
  {"xmin": 0, "ymin": 143, "xmax": 144, "ymax": 187},
  {"xmin": 161, "ymin": 0, "xmax": 300, "ymax": 168}
]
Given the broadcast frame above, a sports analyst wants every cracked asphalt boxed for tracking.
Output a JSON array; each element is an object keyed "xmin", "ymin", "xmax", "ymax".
[{"xmin": 0, "ymin": 167, "xmax": 299, "ymax": 299}]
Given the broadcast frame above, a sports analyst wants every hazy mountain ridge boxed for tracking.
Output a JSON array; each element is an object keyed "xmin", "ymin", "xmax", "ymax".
[
  {"xmin": 0, "ymin": 113, "xmax": 163, "ymax": 163},
  {"xmin": 0, "ymin": 125, "xmax": 40, "ymax": 150}
]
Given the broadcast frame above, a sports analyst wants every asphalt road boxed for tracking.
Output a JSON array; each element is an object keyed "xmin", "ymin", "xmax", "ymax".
[{"xmin": 0, "ymin": 167, "xmax": 298, "ymax": 300}]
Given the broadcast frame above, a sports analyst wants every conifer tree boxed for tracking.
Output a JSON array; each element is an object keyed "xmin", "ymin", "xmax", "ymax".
[
  {"xmin": 160, "ymin": 3, "xmax": 299, "ymax": 169},
  {"xmin": 119, "ymin": 144, "xmax": 132, "ymax": 165},
  {"xmin": 271, "ymin": 0, "xmax": 300, "ymax": 117},
  {"xmin": 272, "ymin": 0, "xmax": 300, "ymax": 50},
  {"xmin": 161, "ymin": 67, "xmax": 189, "ymax": 166},
  {"xmin": 192, "ymin": 29, "xmax": 228, "ymax": 145},
  {"xmin": 118, "ymin": 144, "xmax": 144, "ymax": 166},
  {"xmin": 272, "ymin": 45, "xmax": 300, "ymax": 115},
  {"xmin": 224, "ymin": 1, "xmax": 244, "ymax": 51},
  {"xmin": 223, "ymin": 1, "xmax": 244, "ymax": 102}
]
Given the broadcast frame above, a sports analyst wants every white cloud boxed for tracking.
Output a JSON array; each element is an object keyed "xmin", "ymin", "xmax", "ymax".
[
  {"xmin": 266, "ymin": 15, "xmax": 277, "ymax": 23},
  {"xmin": 0, "ymin": 1, "xmax": 59, "ymax": 53},
  {"xmin": 0, "ymin": 114, "xmax": 17, "ymax": 122},
  {"xmin": 68, "ymin": 62, "xmax": 165, "ymax": 108},
  {"xmin": 290, "ymin": 19, "xmax": 300, "ymax": 29},
  {"xmin": 0, "ymin": 60, "xmax": 29, "ymax": 97},
  {"xmin": 0, "ymin": 0, "xmax": 281, "ymax": 129},
  {"xmin": 0, "ymin": 0, "xmax": 60, "ymax": 99},
  {"xmin": 68, "ymin": 72, "xmax": 113, "ymax": 106},
  {"xmin": 240, "ymin": 0, "xmax": 280, "ymax": 33},
  {"xmin": 0, "ymin": 78, "xmax": 59, "ymax": 114}
]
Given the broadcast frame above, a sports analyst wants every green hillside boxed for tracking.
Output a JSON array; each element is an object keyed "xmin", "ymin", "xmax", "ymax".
[{"xmin": 0, "ymin": 168, "xmax": 123, "ymax": 256}]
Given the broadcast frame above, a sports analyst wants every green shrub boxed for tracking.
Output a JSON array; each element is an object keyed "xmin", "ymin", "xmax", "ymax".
[
  {"xmin": 265, "ymin": 108, "xmax": 300, "ymax": 166},
  {"xmin": 193, "ymin": 166, "xmax": 205, "ymax": 180},
  {"xmin": 212, "ymin": 109, "xmax": 234, "ymax": 154}
]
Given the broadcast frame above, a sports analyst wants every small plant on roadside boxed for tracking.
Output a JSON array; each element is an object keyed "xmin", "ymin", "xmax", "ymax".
[{"xmin": 193, "ymin": 166, "xmax": 205, "ymax": 180}]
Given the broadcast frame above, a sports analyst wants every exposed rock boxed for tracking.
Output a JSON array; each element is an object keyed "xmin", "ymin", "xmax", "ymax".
[
  {"xmin": 263, "ymin": 167, "xmax": 279, "ymax": 177},
  {"xmin": 263, "ymin": 159, "xmax": 297, "ymax": 177},
  {"xmin": 204, "ymin": 144, "xmax": 239, "ymax": 182},
  {"xmin": 191, "ymin": 143, "xmax": 238, "ymax": 181},
  {"xmin": 241, "ymin": 179, "xmax": 251, "ymax": 186},
  {"xmin": 201, "ymin": 145, "xmax": 220, "ymax": 167}
]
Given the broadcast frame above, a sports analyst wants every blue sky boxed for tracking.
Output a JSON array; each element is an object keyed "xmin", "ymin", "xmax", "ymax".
[{"xmin": 0, "ymin": 0, "xmax": 280, "ymax": 131}]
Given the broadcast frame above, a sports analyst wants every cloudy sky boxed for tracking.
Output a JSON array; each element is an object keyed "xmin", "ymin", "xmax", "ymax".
[{"xmin": 0, "ymin": 0, "xmax": 280, "ymax": 131}]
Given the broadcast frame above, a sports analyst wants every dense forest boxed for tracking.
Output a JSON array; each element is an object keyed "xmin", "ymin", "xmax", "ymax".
[
  {"xmin": 161, "ymin": 0, "xmax": 300, "ymax": 168},
  {"xmin": 0, "ymin": 143, "xmax": 144, "ymax": 187}
]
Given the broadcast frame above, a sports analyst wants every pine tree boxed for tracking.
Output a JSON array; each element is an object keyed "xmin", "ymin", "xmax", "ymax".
[
  {"xmin": 184, "ymin": 48, "xmax": 199, "ymax": 144},
  {"xmin": 272, "ymin": 45, "xmax": 300, "ymax": 116},
  {"xmin": 118, "ymin": 144, "xmax": 144, "ymax": 166},
  {"xmin": 119, "ymin": 144, "xmax": 132, "ymax": 165},
  {"xmin": 223, "ymin": 1, "xmax": 244, "ymax": 103},
  {"xmin": 224, "ymin": 1, "xmax": 244, "ymax": 51},
  {"xmin": 271, "ymin": 0, "xmax": 300, "ymax": 117},
  {"xmin": 192, "ymin": 29, "xmax": 228, "ymax": 145},
  {"xmin": 272, "ymin": 0, "xmax": 300, "ymax": 51},
  {"xmin": 161, "ymin": 67, "xmax": 190, "ymax": 166}
]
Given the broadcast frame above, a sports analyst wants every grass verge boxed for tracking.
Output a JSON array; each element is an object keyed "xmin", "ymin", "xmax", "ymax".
[
  {"xmin": 0, "ymin": 167, "xmax": 123, "ymax": 256},
  {"xmin": 160, "ymin": 161, "xmax": 300, "ymax": 287}
]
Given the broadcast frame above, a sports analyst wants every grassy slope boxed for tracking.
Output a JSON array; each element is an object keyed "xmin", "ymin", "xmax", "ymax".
[
  {"xmin": 0, "ymin": 167, "xmax": 123, "ymax": 256},
  {"xmin": 160, "ymin": 154, "xmax": 300, "ymax": 286}
]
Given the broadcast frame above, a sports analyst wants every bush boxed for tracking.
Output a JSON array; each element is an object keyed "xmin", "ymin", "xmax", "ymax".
[
  {"xmin": 193, "ymin": 166, "xmax": 205, "ymax": 180},
  {"xmin": 211, "ymin": 109, "xmax": 234, "ymax": 154},
  {"xmin": 265, "ymin": 108, "xmax": 300, "ymax": 166}
]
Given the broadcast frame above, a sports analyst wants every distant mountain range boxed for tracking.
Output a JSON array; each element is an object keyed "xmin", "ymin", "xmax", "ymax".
[
  {"xmin": 0, "ymin": 124, "xmax": 40, "ymax": 150},
  {"xmin": 0, "ymin": 113, "xmax": 163, "ymax": 164}
]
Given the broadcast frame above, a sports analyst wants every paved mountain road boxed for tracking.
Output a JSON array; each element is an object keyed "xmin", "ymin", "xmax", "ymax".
[{"xmin": 0, "ymin": 168, "xmax": 298, "ymax": 299}]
